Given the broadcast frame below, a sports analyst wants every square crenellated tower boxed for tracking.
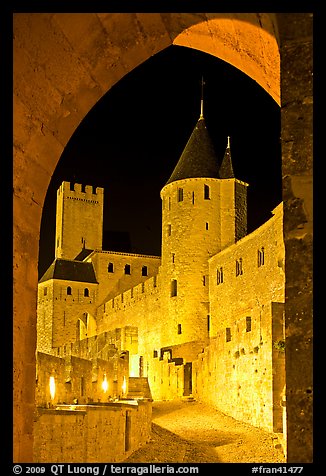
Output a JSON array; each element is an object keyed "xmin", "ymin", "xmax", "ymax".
[{"xmin": 55, "ymin": 181, "xmax": 104, "ymax": 260}]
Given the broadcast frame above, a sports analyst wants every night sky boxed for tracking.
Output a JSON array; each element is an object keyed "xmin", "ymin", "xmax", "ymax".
[{"xmin": 38, "ymin": 45, "xmax": 281, "ymax": 279}]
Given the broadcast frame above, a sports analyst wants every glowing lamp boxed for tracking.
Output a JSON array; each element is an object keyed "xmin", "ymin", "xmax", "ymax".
[
  {"xmin": 49, "ymin": 376, "xmax": 56, "ymax": 400},
  {"xmin": 102, "ymin": 374, "xmax": 108, "ymax": 393},
  {"xmin": 122, "ymin": 376, "xmax": 127, "ymax": 396}
]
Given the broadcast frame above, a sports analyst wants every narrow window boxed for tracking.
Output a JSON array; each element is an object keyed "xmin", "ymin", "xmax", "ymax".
[
  {"xmin": 192, "ymin": 191, "xmax": 195, "ymax": 204},
  {"xmin": 121, "ymin": 293, "xmax": 124, "ymax": 303},
  {"xmin": 153, "ymin": 350, "xmax": 158, "ymax": 358},
  {"xmin": 258, "ymin": 247, "xmax": 265, "ymax": 267},
  {"xmin": 226, "ymin": 327, "xmax": 232, "ymax": 342},
  {"xmin": 142, "ymin": 265, "xmax": 148, "ymax": 276},
  {"xmin": 204, "ymin": 184, "xmax": 210, "ymax": 199},
  {"xmin": 246, "ymin": 316, "xmax": 252, "ymax": 332},
  {"xmin": 217, "ymin": 267, "xmax": 224, "ymax": 285},
  {"xmin": 172, "ymin": 253, "xmax": 175, "ymax": 263},
  {"xmin": 177, "ymin": 324, "xmax": 182, "ymax": 335},
  {"xmin": 125, "ymin": 264, "xmax": 131, "ymax": 275},
  {"xmin": 131, "ymin": 288, "xmax": 134, "ymax": 298},
  {"xmin": 171, "ymin": 279, "xmax": 178, "ymax": 297},
  {"xmin": 205, "ymin": 222, "xmax": 209, "ymax": 230},
  {"xmin": 108, "ymin": 262, "xmax": 114, "ymax": 273},
  {"xmin": 203, "ymin": 275, "xmax": 209, "ymax": 286},
  {"xmin": 112, "ymin": 298, "xmax": 114, "ymax": 308},
  {"xmin": 168, "ymin": 196, "xmax": 171, "ymax": 210},
  {"xmin": 236, "ymin": 258, "xmax": 243, "ymax": 276},
  {"xmin": 44, "ymin": 287, "xmax": 48, "ymax": 296},
  {"xmin": 153, "ymin": 275, "xmax": 157, "ymax": 288},
  {"xmin": 177, "ymin": 188, "xmax": 184, "ymax": 202},
  {"xmin": 84, "ymin": 288, "xmax": 89, "ymax": 297},
  {"xmin": 207, "ymin": 315, "xmax": 210, "ymax": 332},
  {"xmin": 141, "ymin": 282, "xmax": 145, "ymax": 293},
  {"xmin": 67, "ymin": 286, "xmax": 72, "ymax": 296},
  {"xmin": 167, "ymin": 224, "xmax": 172, "ymax": 236}
]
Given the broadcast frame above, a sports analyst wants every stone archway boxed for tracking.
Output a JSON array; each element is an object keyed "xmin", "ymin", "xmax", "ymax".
[{"xmin": 13, "ymin": 13, "xmax": 312, "ymax": 462}]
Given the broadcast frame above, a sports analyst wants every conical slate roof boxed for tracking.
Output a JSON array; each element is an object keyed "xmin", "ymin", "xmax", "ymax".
[
  {"xmin": 219, "ymin": 138, "xmax": 235, "ymax": 179},
  {"xmin": 166, "ymin": 117, "xmax": 219, "ymax": 185}
]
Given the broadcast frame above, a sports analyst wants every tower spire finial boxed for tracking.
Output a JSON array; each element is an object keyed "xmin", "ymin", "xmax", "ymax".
[
  {"xmin": 227, "ymin": 135, "xmax": 231, "ymax": 148},
  {"xmin": 200, "ymin": 76, "xmax": 205, "ymax": 119}
]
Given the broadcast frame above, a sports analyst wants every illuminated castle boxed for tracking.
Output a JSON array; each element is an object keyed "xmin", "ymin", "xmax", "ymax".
[{"xmin": 37, "ymin": 105, "xmax": 285, "ymax": 438}]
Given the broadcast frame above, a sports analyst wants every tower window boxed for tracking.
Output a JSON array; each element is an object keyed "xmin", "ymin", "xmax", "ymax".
[
  {"xmin": 84, "ymin": 288, "xmax": 89, "ymax": 297},
  {"xmin": 205, "ymin": 222, "xmax": 209, "ymax": 230},
  {"xmin": 246, "ymin": 316, "xmax": 252, "ymax": 332},
  {"xmin": 177, "ymin": 324, "xmax": 182, "ymax": 335},
  {"xmin": 142, "ymin": 265, "xmax": 148, "ymax": 276},
  {"xmin": 204, "ymin": 184, "xmax": 210, "ymax": 199},
  {"xmin": 108, "ymin": 262, "xmax": 114, "ymax": 273},
  {"xmin": 171, "ymin": 279, "xmax": 178, "ymax": 297},
  {"xmin": 172, "ymin": 253, "xmax": 175, "ymax": 263},
  {"xmin": 217, "ymin": 267, "xmax": 224, "ymax": 285},
  {"xmin": 203, "ymin": 275, "xmax": 209, "ymax": 286},
  {"xmin": 236, "ymin": 258, "xmax": 243, "ymax": 276},
  {"xmin": 125, "ymin": 264, "xmax": 131, "ymax": 275},
  {"xmin": 44, "ymin": 287, "xmax": 48, "ymax": 296},
  {"xmin": 192, "ymin": 191, "xmax": 195, "ymax": 204},
  {"xmin": 153, "ymin": 350, "xmax": 158, "ymax": 358},
  {"xmin": 177, "ymin": 188, "xmax": 184, "ymax": 202},
  {"xmin": 167, "ymin": 224, "xmax": 172, "ymax": 236},
  {"xmin": 226, "ymin": 327, "xmax": 232, "ymax": 342},
  {"xmin": 141, "ymin": 282, "xmax": 145, "ymax": 293},
  {"xmin": 258, "ymin": 247, "xmax": 265, "ymax": 267},
  {"xmin": 67, "ymin": 286, "xmax": 72, "ymax": 295},
  {"xmin": 207, "ymin": 315, "xmax": 210, "ymax": 332}
]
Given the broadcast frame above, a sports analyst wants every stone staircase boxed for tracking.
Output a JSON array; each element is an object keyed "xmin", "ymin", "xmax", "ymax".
[{"xmin": 128, "ymin": 377, "xmax": 152, "ymax": 400}]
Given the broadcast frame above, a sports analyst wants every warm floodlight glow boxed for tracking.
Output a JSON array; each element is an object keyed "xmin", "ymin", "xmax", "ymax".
[
  {"xmin": 102, "ymin": 374, "xmax": 108, "ymax": 393},
  {"xmin": 49, "ymin": 376, "xmax": 56, "ymax": 400},
  {"xmin": 122, "ymin": 376, "xmax": 127, "ymax": 396}
]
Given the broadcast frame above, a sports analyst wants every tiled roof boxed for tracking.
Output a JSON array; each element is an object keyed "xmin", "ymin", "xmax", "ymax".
[{"xmin": 39, "ymin": 259, "xmax": 98, "ymax": 284}]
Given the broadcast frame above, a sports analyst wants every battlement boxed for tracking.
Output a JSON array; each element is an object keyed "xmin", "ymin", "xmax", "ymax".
[{"xmin": 58, "ymin": 181, "xmax": 104, "ymax": 197}]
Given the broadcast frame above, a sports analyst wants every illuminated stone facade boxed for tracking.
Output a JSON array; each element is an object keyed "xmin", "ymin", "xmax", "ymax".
[{"xmin": 37, "ymin": 113, "xmax": 285, "ymax": 439}]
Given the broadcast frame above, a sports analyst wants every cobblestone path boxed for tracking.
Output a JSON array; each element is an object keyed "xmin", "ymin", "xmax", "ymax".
[{"xmin": 124, "ymin": 400, "xmax": 285, "ymax": 464}]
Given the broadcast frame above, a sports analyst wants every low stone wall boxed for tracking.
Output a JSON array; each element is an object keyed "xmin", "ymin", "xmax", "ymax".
[{"xmin": 33, "ymin": 400, "xmax": 152, "ymax": 462}]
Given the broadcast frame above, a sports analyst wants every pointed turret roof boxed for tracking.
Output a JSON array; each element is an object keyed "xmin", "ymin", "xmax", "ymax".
[
  {"xmin": 166, "ymin": 116, "xmax": 220, "ymax": 185},
  {"xmin": 219, "ymin": 136, "xmax": 235, "ymax": 179}
]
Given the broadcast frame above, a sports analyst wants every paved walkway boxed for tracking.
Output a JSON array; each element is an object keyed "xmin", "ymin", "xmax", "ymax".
[{"xmin": 124, "ymin": 400, "xmax": 285, "ymax": 463}]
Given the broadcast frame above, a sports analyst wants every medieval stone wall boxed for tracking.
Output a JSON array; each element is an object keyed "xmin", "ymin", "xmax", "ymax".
[
  {"xmin": 37, "ymin": 279, "xmax": 98, "ymax": 352},
  {"xmin": 33, "ymin": 400, "xmax": 152, "ymax": 462},
  {"xmin": 89, "ymin": 250, "xmax": 161, "ymax": 305}
]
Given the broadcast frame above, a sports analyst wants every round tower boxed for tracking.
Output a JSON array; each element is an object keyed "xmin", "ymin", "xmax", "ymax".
[
  {"xmin": 160, "ymin": 113, "xmax": 221, "ymax": 348},
  {"xmin": 160, "ymin": 106, "xmax": 248, "ymax": 352}
]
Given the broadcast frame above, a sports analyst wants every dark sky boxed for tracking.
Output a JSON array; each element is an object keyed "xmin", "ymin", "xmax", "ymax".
[{"xmin": 38, "ymin": 45, "xmax": 281, "ymax": 279}]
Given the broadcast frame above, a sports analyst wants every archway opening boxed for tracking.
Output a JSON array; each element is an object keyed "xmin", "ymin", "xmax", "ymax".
[{"xmin": 38, "ymin": 45, "xmax": 281, "ymax": 278}]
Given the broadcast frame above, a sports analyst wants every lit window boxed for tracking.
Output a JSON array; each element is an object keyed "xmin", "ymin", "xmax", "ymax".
[
  {"xmin": 142, "ymin": 265, "xmax": 148, "ymax": 276},
  {"xmin": 108, "ymin": 262, "xmax": 114, "ymax": 273},
  {"xmin": 204, "ymin": 184, "xmax": 210, "ymax": 200},
  {"xmin": 67, "ymin": 286, "xmax": 72, "ymax": 295},
  {"xmin": 171, "ymin": 279, "xmax": 177, "ymax": 297},
  {"xmin": 177, "ymin": 188, "xmax": 183, "ymax": 202},
  {"xmin": 125, "ymin": 264, "xmax": 131, "ymax": 275}
]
